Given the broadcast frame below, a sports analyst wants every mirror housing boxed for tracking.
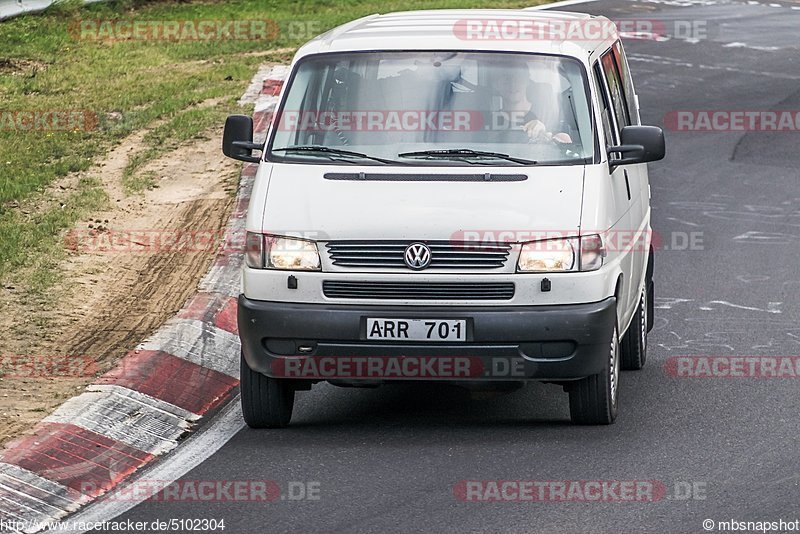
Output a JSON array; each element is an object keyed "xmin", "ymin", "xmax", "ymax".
[
  {"xmin": 222, "ymin": 115, "xmax": 262, "ymax": 163},
  {"xmin": 608, "ymin": 125, "xmax": 665, "ymax": 165}
]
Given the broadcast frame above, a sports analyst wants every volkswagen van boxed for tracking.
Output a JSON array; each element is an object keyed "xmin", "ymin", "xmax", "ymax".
[{"xmin": 223, "ymin": 9, "xmax": 665, "ymax": 427}]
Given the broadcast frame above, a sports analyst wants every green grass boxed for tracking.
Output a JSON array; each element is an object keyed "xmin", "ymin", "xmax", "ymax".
[
  {"xmin": 122, "ymin": 102, "xmax": 237, "ymax": 191},
  {"xmin": 0, "ymin": 0, "xmax": 544, "ymax": 291},
  {"xmin": 0, "ymin": 176, "xmax": 108, "ymax": 294}
]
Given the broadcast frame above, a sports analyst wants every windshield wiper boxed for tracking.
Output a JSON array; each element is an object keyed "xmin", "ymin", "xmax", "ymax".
[
  {"xmin": 398, "ymin": 148, "xmax": 538, "ymax": 165},
  {"xmin": 272, "ymin": 145, "xmax": 401, "ymax": 165}
]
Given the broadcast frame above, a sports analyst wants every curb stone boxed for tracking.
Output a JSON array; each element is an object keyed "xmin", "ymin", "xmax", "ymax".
[{"xmin": 0, "ymin": 65, "xmax": 286, "ymax": 534}]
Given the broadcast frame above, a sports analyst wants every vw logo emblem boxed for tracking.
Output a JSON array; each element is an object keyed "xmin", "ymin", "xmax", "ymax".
[{"xmin": 404, "ymin": 243, "xmax": 432, "ymax": 270}]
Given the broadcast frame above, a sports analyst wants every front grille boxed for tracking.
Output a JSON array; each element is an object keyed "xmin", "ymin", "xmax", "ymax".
[
  {"xmin": 325, "ymin": 241, "xmax": 511, "ymax": 269},
  {"xmin": 322, "ymin": 281, "xmax": 515, "ymax": 300}
]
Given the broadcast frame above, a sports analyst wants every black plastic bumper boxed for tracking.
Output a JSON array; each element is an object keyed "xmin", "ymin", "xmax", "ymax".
[{"xmin": 238, "ymin": 296, "xmax": 617, "ymax": 382}]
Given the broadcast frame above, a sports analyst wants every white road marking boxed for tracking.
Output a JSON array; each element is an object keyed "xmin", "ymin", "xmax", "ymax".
[
  {"xmin": 56, "ymin": 64, "xmax": 287, "ymax": 532},
  {"xmin": 139, "ymin": 318, "xmax": 241, "ymax": 378},
  {"xmin": 665, "ymin": 217, "xmax": 700, "ymax": 227},
  {"xmin": 736, "ymin": 274, "xmax": 771, "ymax": 283},
  {"xmin": 526, "ymin": 0, "xmax": 600, "ymax": 10},
  {"xmin": 733, "ymin": 231, "xmax": 795, "ymax": 244},
  {"xmin": 702, "ymin": 300, "xmax": 782, "ymax": 314},
  {"xmin": 62, "ymin": 398, "xmax": 245, "ymax": 532},
  {"xmin": 628, "ymin": 53, "xmax": 800, "ymax": 80},
  {"xmin": 198, "ymin": 258, "xmax": 243, "ymax": 298},
  {"xmin": 0, "ymin": 462, "xmax": 87, "ymax": 531},
  {"xmin": 42, "ymin": 387, "xmax": 193, "ymax": 456},
  {"xmin": 654, "ymin": 297, "xmax": 694, "ymax": 309},
  {"xmin": 724, "ymin": 41, "xmax": 780, "ymax": 51}
]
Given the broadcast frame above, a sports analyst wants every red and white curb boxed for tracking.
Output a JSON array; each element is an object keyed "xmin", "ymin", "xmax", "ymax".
[{"xmin": 0, "ymin": 65, "xmax": 286, "ymax": 534}]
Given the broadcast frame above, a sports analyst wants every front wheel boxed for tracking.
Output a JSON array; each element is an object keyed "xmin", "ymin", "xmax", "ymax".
[
  {"xmin": 568, "ymin": 323, "xmax": 620, "ymax": 425},
  {"xmin": 240, "ymin": 352, "xmax": 295, "ymax": 428},
  {"xmin": 621, "ymin": 287, "xmax": 648, "ymax": 370}
]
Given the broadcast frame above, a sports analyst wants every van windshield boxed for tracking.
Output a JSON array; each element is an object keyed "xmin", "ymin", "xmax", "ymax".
[{"xmin": 268, "ymin": 51, "xmax": 594, "ymax": 166}]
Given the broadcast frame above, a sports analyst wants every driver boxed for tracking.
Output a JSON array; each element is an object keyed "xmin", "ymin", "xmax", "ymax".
[{"xmin": 491, "ymin": 62, "xmax": 572, "ymax": 144}]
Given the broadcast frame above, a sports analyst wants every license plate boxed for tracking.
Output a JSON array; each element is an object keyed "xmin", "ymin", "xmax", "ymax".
[{"xmin": 366, "ymin": 318, "xmax": 467, "ymax": 342}]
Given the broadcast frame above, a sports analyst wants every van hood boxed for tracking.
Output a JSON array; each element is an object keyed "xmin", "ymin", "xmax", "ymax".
[{"xmin": 260, "ymin": 164, "xmax": 585, "ymax": 242}]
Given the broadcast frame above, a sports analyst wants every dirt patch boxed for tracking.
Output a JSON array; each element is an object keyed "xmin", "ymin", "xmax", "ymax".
[
  {"xmin": 0, "ymin": 58, "xmax": 49, "ymax": 76},
  {"xmin": 241, "ymin": 48, "xmax": 296, "ymax": 57},
  {"xmin": 0, "ymin": 120, "xmax": 241, "ymax": 445}
]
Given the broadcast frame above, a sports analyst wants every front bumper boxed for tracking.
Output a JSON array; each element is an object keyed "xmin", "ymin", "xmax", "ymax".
[{"xmin": 238, "ymin": 295, "xmax": 616, "ymax": 382}]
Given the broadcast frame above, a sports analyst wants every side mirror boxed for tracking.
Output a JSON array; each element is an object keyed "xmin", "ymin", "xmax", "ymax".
[
  {"xmin": 222, "ymin": 115, "xmax": 262, "ymax": 163},
  {"xmin": 608, "ymin": 125, "xmax": 665, "ymax": 165}
]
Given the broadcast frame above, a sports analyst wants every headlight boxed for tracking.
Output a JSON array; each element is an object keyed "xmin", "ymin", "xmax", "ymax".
[
  {"xmin": 518, "ymin": 237, "xmax": 576, "ymax": 272},
  {"xmin": 268, "ymin": 236, "xmax": 321, "ymax": 270},
  {"xmin": 245, "ymin": 232, "xmax": 321, "ymax": 271},
  {"xmin": 517, "ymin": 235, "xmax": 605, "ymax": 272}
]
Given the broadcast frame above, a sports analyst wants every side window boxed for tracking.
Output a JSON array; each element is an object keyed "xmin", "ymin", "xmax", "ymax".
[
  {"xmin": 593, "ymin": 62, "xmax": 618, "ymax": 147},
  {"xmin": 600, "ymin": 49, "xmax": 630, "ymax": 132},
  {"xmin": 612, "ymin": 41, "xmax": 638, "ymax": 125}
]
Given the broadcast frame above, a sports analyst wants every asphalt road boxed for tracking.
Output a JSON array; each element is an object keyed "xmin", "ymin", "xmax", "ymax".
[{"xmin": 101, "ymin": 1, "xmax": 800, "ymax": 532}]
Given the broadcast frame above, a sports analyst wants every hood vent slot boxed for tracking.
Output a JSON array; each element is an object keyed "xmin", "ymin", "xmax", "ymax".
[{"xmin": 324, "ymin": 173, "xmax": 526, "ymax": 182}]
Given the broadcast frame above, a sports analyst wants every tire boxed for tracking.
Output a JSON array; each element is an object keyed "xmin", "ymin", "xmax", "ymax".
[
  {"xmin": 646, "ymin": 278, "xmax": 654, "ymax": 333},
  {"xmin": 240, "ymin": 352, "xmax": 294, "ymax": 428},
  {"xmin": 569, "ymin": 323, "xmax": 620, "ymax": 425},
  {"xmin": 646, "ymin": 247, "xmax": 655, "ymax": 333},
  {"xmin": 621, "ymin": 286, "xmax": 648, "ymax": 370}
]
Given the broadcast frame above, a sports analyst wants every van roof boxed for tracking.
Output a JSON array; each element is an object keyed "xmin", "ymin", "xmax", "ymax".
[{"xmin": 295, "ymin": 9, "xmax": 617, "ymax": 60}]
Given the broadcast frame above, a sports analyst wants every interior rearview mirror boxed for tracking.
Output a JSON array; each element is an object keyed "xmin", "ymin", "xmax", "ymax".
[
  {"xmin": 608, "ymin": 125, "xmax": 665, "ymax": 166},
  {"xmin": 222, "ymin": 115, "xmax": 263, "ymax": 163}
]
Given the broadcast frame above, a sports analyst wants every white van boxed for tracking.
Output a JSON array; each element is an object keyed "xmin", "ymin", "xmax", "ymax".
[{"xmin": 223, "ymin": 9, "xmax": 665, "ymax": 427}]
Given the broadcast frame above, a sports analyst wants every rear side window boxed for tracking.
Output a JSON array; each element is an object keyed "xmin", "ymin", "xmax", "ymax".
[
  {"xmin": 593, "ymin": 63, "xmax": 618, "ymax": 147},
  {"xmin": 612, "ymin": 41, "xmax": 638, "ymax": 125},
  {"xmin": 600, "ymin": 49, "xmax": 630, "ymax": 132}
]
